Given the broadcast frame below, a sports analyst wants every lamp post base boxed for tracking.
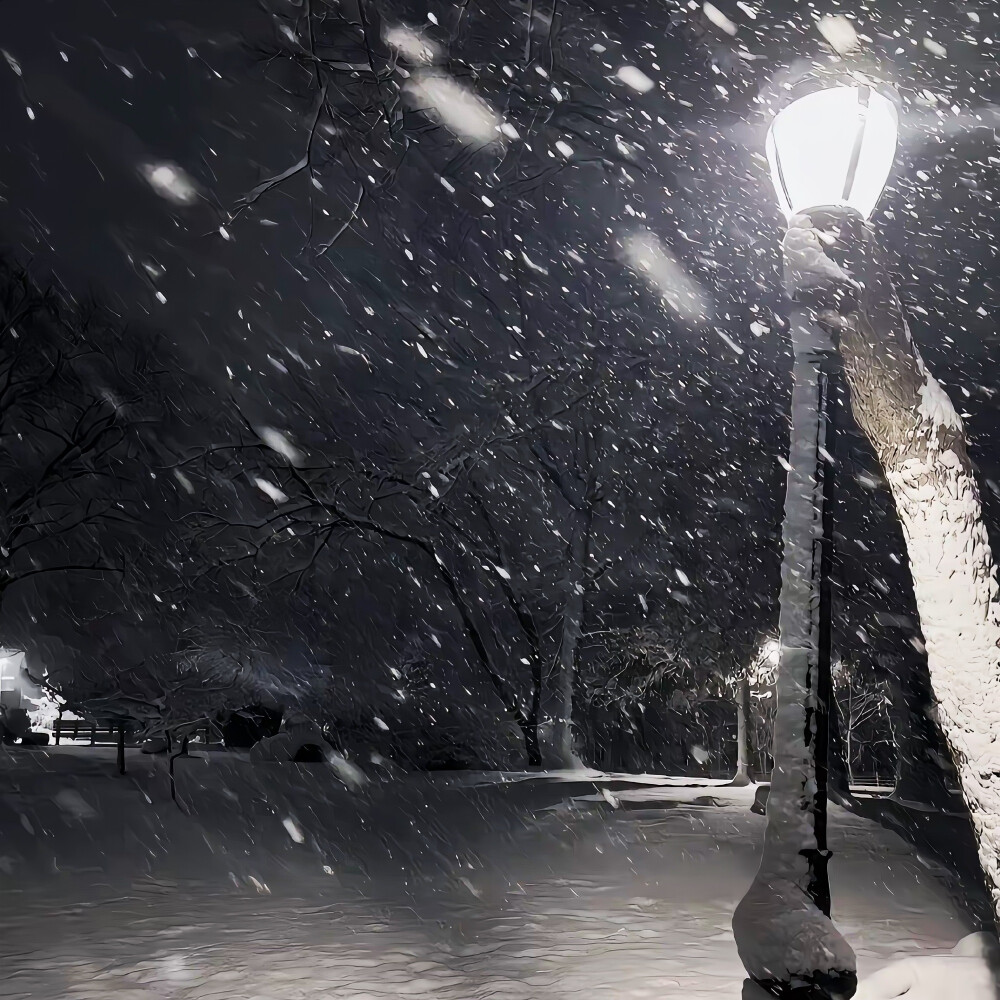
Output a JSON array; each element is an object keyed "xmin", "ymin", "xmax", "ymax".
[{"xmin": 742, "ymin": 971, "xmax": 858, "ymax": 1000}]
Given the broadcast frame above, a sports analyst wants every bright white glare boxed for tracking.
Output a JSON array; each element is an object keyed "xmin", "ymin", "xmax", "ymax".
[
  {"xmin": 817, "ymin": 15, "xmax": 860, "ymax": 55},
  {"xmin": 384, "ymin": 24, "xmax": 440, "ymax": 65},
  {"xmin": 258, "ymin": 426, "xmax": 303, "ymax": 466},
  {"xmin": 703, "ymin": 2, "xmax": 737, "ymax": 36},
  {"xmin": 403, "ymin": 71, "xmax": 501, "ymax": 144},
  {"xmin": 282, "ymin": 817, "xmax": 305, "ymax": 843},
  {"xmin": 616, "ymin": 65, "xmax": 654, "ymax": 93},
  {"xmin": 765, "ymin": 86, "xmax": 898, "ymax": 220},
  {"xmin": 762, "ymin": 639, "xmax": 780, "ymax": 666},
  {"xmin": 622, "ymin": 232, "xmax": 713, "ymax": 325},
  {"xmin": 922, "ymin": 37, "xmax": 947, "ymax": 58},
  {"xmin": 252, "ymin": 477, "xmax": 289, "ymax": 504},
  {"xmin": 140, "ymin": 161, "xmax": 199, "ymax": 205}
]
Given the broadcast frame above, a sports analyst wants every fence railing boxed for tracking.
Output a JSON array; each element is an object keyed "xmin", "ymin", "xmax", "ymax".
[
  {"xmin": 53, "ymin": 719, "xmax": 124, "ymax": 746},
  {"xmin": 53, "ymin": 719, "xmax": 217, "ymax": 746}
]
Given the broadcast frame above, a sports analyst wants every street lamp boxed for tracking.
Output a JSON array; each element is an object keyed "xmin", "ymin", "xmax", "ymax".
[
  {"xmin": 733, "ymin": 68, "xmax": 900, "ymax": 1000},
  {"xmin": 766, "ymin": 78, "xmax": 899, "ymax": 221}
]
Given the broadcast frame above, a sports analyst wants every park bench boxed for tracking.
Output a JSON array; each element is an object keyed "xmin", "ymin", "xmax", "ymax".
[{"xmin": 53, "ymin": 713, "xmax": 219, "ymax": 775}]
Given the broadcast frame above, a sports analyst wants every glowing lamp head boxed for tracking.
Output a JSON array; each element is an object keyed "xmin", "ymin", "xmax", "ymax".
[{"xmin": 765, "ymin": 75, "xmax": 899, "ymax": 221}]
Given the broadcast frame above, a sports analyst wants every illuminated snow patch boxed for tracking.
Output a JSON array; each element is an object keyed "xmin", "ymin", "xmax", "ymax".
[{"xmin": 918, "ymin": 374, "xmax": 963, "ymax": 432}]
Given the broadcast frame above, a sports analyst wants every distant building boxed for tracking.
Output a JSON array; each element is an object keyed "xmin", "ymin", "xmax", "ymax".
[{"xmin": 0, "ymin": 651, "xmax": 30, "ymax": 710}]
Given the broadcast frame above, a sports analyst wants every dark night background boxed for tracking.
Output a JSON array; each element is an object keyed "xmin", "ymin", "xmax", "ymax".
[
  {"xmin": 0, "ymin": 0, "xmax": 998, "ymax": 770},
  {"xmin": 2, "ymin": 3, "xmax": 1000, "ymax": 997}
]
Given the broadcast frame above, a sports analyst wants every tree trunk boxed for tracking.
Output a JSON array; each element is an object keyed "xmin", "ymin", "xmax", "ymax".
[
  {"xmin": 733, "ymin": 675, "xmax": 753, "ymax": 786},
  {"xmin": 524, "ymin": 653, "xmax": 543, "ymax": 769},
  {"xmin": 518, "ymin": 716, "xmax": 542, "ymax": 768},
  {"xmin": 551, "ymin": 513, "xmax": 592, "ymax": 769},
  {"xmin": 790, "ymin": 210, "xmax": 1000, "ymax": 918},
  {"xmin": 827, "ymin": 686, "xmax": 854, "ymax": 804}
]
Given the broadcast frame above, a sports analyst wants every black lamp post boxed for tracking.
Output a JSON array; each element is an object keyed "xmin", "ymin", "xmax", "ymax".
[{"xmin": 732, "ymin": 69, "xmax": 901, "ymax": 999}]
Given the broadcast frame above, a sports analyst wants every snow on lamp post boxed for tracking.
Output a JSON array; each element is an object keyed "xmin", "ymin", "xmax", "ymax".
[{"xmin": 733, "ymin": 70, "xmax": 899, "ymax": 1000}]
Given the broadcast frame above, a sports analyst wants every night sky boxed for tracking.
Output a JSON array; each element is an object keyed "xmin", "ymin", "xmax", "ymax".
[{"xmin": 2, "ymin": 0, "xmax": 1000, "ymax": 727}]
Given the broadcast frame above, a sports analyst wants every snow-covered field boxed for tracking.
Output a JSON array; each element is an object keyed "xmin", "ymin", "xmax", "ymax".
[{"xmin": 0, "ymin": 747, "xmax": 978, "ymax": 999}]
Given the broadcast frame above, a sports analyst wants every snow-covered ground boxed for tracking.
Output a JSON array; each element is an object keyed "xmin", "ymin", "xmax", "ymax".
[{"xmin": 0, "ymin": 747, "xmax": 979, "ymax": 999}]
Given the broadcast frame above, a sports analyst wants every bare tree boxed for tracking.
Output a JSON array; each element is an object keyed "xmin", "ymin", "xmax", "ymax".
[
  {"xmin": 181, "ymin": 351, "xmax": 614, "ymax": 766},
  {"xmin": 832, "ymin": 659, "xmax": 888, "ymax": 784},
  {"xmin": 0, "ymin": 262, "xmax": 149, "ymax": 614},
  {"xmin": 201, "ymin": 0, "xmax": 785, "ymax": 772},
  {"xmin": 584, "ymin": 598, "xmax": 763, "ymax": 780},
  {"xmin": 232, "ymin": 0, "xmax": 647, "ymax": 253},
  {"xmin": 0, "ymin": 258, "xmax": 258, "ymax": 739}
]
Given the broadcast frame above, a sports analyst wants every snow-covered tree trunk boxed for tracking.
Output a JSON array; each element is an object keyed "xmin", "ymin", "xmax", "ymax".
[
  {"xmin": 551, "ymin": 512, "xmax": 592, "ymax": 769},
  {"xmin": 843, "ymin": 717, "xmax": 853, "ymax": 785},
  {"xmin": 733, "ymin": 296, "xmax": 856, "ymax": 994},
  {"xmin": 787, "ymin": 210, "xmax": 1000, "ymax": 919},
  {"xmin": 733, "ymin": 675, "xmax": 753, "ymax": 786}
]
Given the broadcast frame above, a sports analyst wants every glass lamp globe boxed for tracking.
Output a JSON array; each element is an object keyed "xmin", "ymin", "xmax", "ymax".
[{"xmin": 765, "ymin": 80, "xmax": 899, "ymax": 221}]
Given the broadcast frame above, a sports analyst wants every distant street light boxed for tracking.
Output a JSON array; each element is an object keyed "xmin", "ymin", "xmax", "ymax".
[{"xmin": 733, "ymin": 68, "xmax": 900, "ymax": 999}]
